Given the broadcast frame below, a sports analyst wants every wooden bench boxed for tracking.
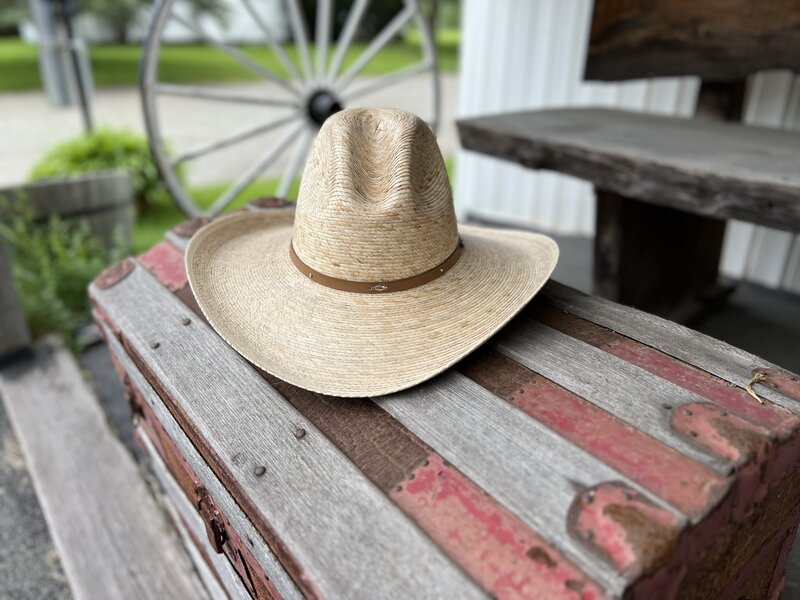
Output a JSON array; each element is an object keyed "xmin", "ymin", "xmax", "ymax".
[
  {"xmin": 458, "ymin": 0, "xmax": 800, "ymax": 319},
  {"xmin": 90, "ymin": 200, "xmax": 800, "ymax": 599}
]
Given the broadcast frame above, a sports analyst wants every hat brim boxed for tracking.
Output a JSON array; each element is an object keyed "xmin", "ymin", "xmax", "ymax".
[{"xmin": 186, "ymin": 210, "xmax": 559, "ymax": 397}]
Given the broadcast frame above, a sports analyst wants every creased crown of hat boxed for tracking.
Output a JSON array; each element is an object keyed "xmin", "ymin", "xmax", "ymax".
[
  {"xmin": 293, "ymin": 108, "xmax": 459, "ymax": 284},
  {"xmin": 186, "ymin": 107, "xmax": 559, "ymax": 397}
]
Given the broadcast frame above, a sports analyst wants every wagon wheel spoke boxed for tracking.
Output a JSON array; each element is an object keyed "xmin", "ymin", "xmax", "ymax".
[
  {"xmin": 171, "ymin": 114, "xmax": 301, "ymax": 167},
  {"xmin": 286, "ymin": 0, "xmax": 315, "ymax": 84},
  {"xmin": 314, "ymin": 0, "xmax": 333, "ymax": 85},
  {"xmin": 156, "ymin": 84, "xmax": 299, "ymax": 108},
  {"xmin": 170, "ymin": 12, "xmax": 301, "ymax": 97},
  {"xmin": 340, "ymin": 60, "xmax": 433, "ymax": 102},
  {"xmin": 276, "ymin": 128, "xmax": 314, "ymax": 198},
  {"xmin": 334, "ymin": 3, "xmax": 416, "ymax": 93},
  {"xmin": 207, "ymin": 122, "xmax": 306, "ymax": 215},
  {"xmin": 326, "ymin": 0, "xmax": 369, "ymax": 84},
  {"xmin": 239, "ymin": 0, "xmax": 305, "ymax": 84}
]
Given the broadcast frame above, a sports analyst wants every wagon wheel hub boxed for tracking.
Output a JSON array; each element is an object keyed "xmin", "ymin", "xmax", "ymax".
[{"xmin": 307, "ymin": 90, "xmax": 343, "ymax": 126}]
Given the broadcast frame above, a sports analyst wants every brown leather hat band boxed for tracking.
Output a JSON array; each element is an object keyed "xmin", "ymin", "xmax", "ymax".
[{"xmin": 289, "ymin": 239, "xmax": 464, "ymax": 294}]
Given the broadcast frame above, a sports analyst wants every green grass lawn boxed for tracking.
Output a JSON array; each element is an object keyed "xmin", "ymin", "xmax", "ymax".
[
  {"xmin": 0, "ymin": 36, "xmax": 457, "ymax": 92},
  {"xmin": 133, "ymin": 157, "xmax": 455, "ymax": 253}
]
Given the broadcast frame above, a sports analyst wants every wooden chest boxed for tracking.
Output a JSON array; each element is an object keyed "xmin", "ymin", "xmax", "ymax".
[{"xmin": 90, "ymin": 201, "xmax": 800, "ymax": 600}]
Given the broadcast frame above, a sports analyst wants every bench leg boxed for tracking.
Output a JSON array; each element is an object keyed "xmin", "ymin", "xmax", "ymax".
[{"xmin": 593, "ymin": 189, "xmax": 732, "ymax": 321}]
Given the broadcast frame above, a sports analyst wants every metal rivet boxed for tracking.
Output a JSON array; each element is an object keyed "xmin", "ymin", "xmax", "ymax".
[
  {"xmin": 253, "ymin": 466, "xmax": 266, "ymax": 477},
  {"xmin": 181, "ymin": 317, "xmax": 192, "ymax": 326},
  {"xmin": 294, "ymin": 428, "xmax": 306, "ymax": 440},
  {"xmin": 150, "ymin": 341, "xmax": 160, "ymax": 349},
  {"xmin": 308, "ymin": 273, "xmax": 313, "ymax": 278},
  {"xmin": 370, "ymin": 284, "xmax": 389, "ymax": 292}
]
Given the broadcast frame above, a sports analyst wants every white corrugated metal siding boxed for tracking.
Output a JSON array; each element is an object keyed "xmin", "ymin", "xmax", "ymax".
[{"xmin": 455, "ymin": 0, "xmax": 800, "ymax": 293}]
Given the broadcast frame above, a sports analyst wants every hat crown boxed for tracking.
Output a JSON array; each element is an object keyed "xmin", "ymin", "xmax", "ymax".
[{"xmin": 293, "ymin": 108, "xmax": 459, "ymax": 282}]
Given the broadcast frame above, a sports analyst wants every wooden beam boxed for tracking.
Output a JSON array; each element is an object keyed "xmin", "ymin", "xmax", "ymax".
[
  {"xmin": 0, "ymin": 338, "xmax": 209, "ymax": 599},
  {"xmin": 586, "ymin": 0, "xmax": 800, "ymax": 81}
]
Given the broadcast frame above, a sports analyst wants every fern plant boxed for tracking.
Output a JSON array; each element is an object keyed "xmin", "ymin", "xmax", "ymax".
[{"xmin": 0, "ymin": 200, "xmax": 124, "ymax": 349}]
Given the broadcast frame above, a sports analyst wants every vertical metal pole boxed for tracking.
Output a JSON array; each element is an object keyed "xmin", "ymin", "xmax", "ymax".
[
  {"xmin": 28, "ymin": 0, "xmax": 70, "ymax": 106},
  {"xmin": 57, "ymin": 0, "xmax": 94, "ymax": 132}
]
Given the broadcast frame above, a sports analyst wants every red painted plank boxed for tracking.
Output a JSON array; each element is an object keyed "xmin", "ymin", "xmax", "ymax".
[
  {"xmin": 568, "ymin": 482, "xmax": 683, "ymax": 582},
  {"xmin": 532, "ymin": 305, "xmax": 800, "ymax": 436},
  {"xmin": 754, "ymin": 368, "xmax": 800, "ymax": 402},
  {"xmin": 670, "ymin": 403, "xmax": 772, "ymax": 466},
  {"xmin": 460, "ymin": 350, "xmax": 729, "ymax": 519},
  {"xmin": 391, "ymin": 454, "xmax": 604, "ymax": 600},
  {"xmin": 138, "ymin": 241, "xmax": 188, "ymax": 292}
]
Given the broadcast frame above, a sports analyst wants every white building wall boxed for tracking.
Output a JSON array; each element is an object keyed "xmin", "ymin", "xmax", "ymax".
[{"xmin": 455, "ymin": 0, "xmax": 800, "ymax": 293}]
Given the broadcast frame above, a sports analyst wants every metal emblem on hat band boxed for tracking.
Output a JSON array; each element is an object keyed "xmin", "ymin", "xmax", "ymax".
[{"xmin": 289, "ymin": 239, "xmax": 464, "ymax": 294}]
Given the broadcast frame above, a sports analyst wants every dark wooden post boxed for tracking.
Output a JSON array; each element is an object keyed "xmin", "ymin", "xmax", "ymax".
[
  {"xmin": 593, "ymin": 81, "xmax": 745, "ymax": 319},
  {"xmin": 0, "ymin": 237, "xmax": 32, "ymax": 362}
]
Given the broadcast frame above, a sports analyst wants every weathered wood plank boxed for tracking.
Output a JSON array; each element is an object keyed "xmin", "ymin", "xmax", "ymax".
[
  {"xmin": 0, "ymin": 338, "xmax": 209, "ymax": 600},
  {"xmin": 540, "ymin": 280, "xmax": 800, "ymax": 410},
  {"xmin": 586, "ymin": 0, "xmax": 800, "ymax": 81},
  {"xmin": 457, "ymin": 108, "xmax": 800, "ymax": 231},
  {"xmin": 100, "ymin": 321, "xmax": 301, "ymax": 600},
  {"xmin": 139, "ymin": 427, "xmax": 249, "ymax": 600},
  {"xmin": 377, "ymin": 371, "xmax": 688, "ymax": 596},
  {"xmin": 90, "ymin": 264, "xmax": 485, "ymax": 600},
  {"xmin": 493, "ymin": 318, "xmax": 736, "ymax": 473}
]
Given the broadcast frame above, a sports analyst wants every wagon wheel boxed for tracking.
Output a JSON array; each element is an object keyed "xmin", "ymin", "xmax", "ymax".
[{"xmin": 141, "ymin": 0, "xmax": 440, "ymax": 217}]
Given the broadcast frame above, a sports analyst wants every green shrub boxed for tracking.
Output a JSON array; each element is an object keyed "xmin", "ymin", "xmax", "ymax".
[
  {"xmin": 29, "ymin": 129, "xmax": 180, "ymax": 213},
  {"xmin": 0, "ymin": 200, "xmax": 124, "ymax": 349}
]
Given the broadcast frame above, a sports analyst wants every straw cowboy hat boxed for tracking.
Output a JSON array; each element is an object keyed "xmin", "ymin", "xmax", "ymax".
[{"xmin": 186, "ymin": 108, "xmax": 558, "ymax": 397}]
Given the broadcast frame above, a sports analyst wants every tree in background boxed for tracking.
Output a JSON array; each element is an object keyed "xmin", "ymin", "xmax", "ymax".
[
  {"xmin": 301, "ymin": 0, "xmax": 458, "ymax": 42},
  {"xmin": 302, "ymin": 0, "xmax": 404, "ymax": 40},
  {"xmin": 79, "ymin": 0, "xmax": 228, "ymax": 44},
  {"xmin": 0, "ymin": 0, "xmax": 27, "ymax": 32}
]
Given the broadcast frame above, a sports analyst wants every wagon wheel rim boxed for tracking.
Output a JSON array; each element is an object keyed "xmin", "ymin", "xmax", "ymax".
[{"xmin": 141, "ymin": 0, "xmax": 440, "ymax": 218}]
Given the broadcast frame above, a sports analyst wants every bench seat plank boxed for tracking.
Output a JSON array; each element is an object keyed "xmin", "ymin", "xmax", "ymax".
[{"xmin": 457, "ymin": 108, "xmax": 800, "ymax": 231}]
